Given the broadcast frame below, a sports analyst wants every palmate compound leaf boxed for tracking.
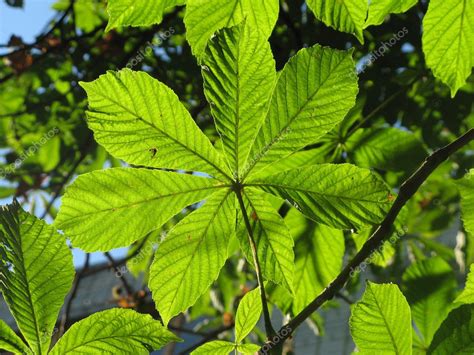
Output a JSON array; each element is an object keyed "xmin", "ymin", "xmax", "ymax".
[
  {"xmin": 49, "ymin": 308, "xmax": 180, "ymax": 354},
  {"xmin": 235, "ymin": 287, "xmax": 262, "ymax": 342},
  {"xmin": 241, "ymin": 45, "xmax": 358, "ymax": 179},
  {"xmin": 105, "ymin": 0, "xmax": 185, "ymax": 31},
  {"xmin": 79, "ymin": 69, "xmax": 231, "ymax": 181},
  {"xmin": 422, "ymin": 0, "xmax": 474, "ymax": 96},
  {"xmin": 0, "ymin": 320, "xmax": 29, "ymax": 354},
  {"xmin": 184, "ymin": 0, "xmax": 279, "ymax": 58},
  {"xmin": 148, "ymin": 188, "xmax": 235, "ymax": 325},
  {"xmin": 249, "ymin": 164, "xmax": 392, "ymax": 231},
  {"xmin": 202, "ymin": 22, "xmax": 276, "ymax": 177},
  {"xmin": 306, "ymin": 0, "xmax": 368, "ymax": 43},
  {"xmin": 0, "ymin": 201, "xmax": 74, "ymax": 354},
  {"xmin": 55, "ymin": 168, "xmax": 227, "ymax": 251},
  {"xmin": 364, "ymin": 0, "xmax": 417, "ymax": 28},
  {"xmin": 350, "ymin": 282, "xmax": 412, "ymax": 354},
  {"xmin": 402, "ymin": 257, "xmax": 457, "ymax": 348},
  {"xmin": 427, "ymin": 304, "xmax": 474, "ymax": 355},
  {"xmin": 237, "ymin": 188, "xmax": 295, "ymax": 293}
]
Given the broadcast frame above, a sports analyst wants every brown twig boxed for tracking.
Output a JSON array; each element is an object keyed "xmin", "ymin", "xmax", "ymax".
[
  {"xmin": 0, "ymin": 0, "xmax": 74, "ymax": 59},
  {"xmin": 235, "ymin": 186, "xmax": 276, "ymax": 339},
  {"xmin": 104, "ymin": 252, "xmax": 134, "ymax": 297},
  {"xmin": 59, "ymin": 253, "xmax": 90, "ymax": 336},
  {"xmin": 81, "ymin": 237, "xmax": 150, "ymax": 277},
  {"xmin": 261, "ymin": 128, "xmax": 474, "ymax": 351}
]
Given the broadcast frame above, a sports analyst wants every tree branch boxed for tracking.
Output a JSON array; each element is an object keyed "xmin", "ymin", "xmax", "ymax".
[
  {"xmin": 81, "ymin": 237, "xmax": 150, "ymax": 277},
  {"xmin": 0, "ymin": 0, "xmax": 74, "ymax": 59},
  {"xmin": 59, "ymin": 253, "xmax": 90, "ymax": 336},
  {"xmin": 260, "ymin": 128, "xmax": 474, "ymax": 352},
  {"xmin": 234, "ymin": 186, "xmax": 276, "ymax": 339},
  {"xmin": 104, "ymin": 252, "xmax": 134, "ymax": 297}
]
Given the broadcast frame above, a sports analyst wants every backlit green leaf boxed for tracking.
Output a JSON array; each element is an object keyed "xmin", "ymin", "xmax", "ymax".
[
  {"xmin": 350, "ymin": 282, "xmax": 412, "ymax": 354},
  {"xmin": 0, "ymin": 201, "xmax": 74, "ymax": 354},
  {"xmin": 457, "ymin": 170, "xmax": 474, "ymax": 238},
  {"xmin": 192, "ymin": 340, "xmax": 235, "ymax": 355},
  {"xmin": 306, "ymin": 0, "xmax": 367, "ymax": 42},
  {"xmin": 106, "ymin": 0, "xmax": 184, "ymax": 31},
  {"xmin": 455, "ymin": 264, "xmax": 474, "ymax": 305},
  {"xmin": 236, "ymin": 343, "xmax": 261, "ymax": 354},
  {"xmin": 235, "ymin": 287, "xmax": 262, "ymax": 342},
  {"xmin": 365, "ymin": 0, "xmax": 417, "ymax": 28},
  {"xmin": 184, "ymin": 0, "xmax": 279, "ymax": 58},
  {"xmin": 402, "ymin": 257, "xmax": 457, "ymax": 347},
  {"xmin": 0, "ymin": 320, "xmax": 29, "ymax": 354},
  {"xmin": 202, "ymin": 22, "xmax": 276, "ymax": 177},
  {"xmin": 237, "ymin": 188, "xmax": 294, "ymax": 293},
  {"xmin": 346, "ymin": 127, "xmax": 426, "ymax": 172},
  {"xmin": 50, "ymin": 308, "xmax": 180, "ymax": 354},
  {"xmin": 427, "ymin": 304, "xmax": 474, "ymax": 354},
  {"xmin": 243, "ymin": 45, "xmax": 358, "ymax": 178},
  {"xmin": 422, "ymin": 0, "xmax": 474, "ymax": 96},
  {"xmin": 251, "ymin": 164, "xmax": 391, "ymax": 230},
  {"xmin": 56, "ymin": 168, "xmax": 224, "ymax": 251},
  {"xmin": 80, "ymin": 69, "xmax": 230, "ymax": 180},
  {"xmin": 293, "ymin": 222, "xmax": 345, "ymax": 313},
  {"xmin": 149, "ymin": 189, "xmax": 235, "ymax": 325}
]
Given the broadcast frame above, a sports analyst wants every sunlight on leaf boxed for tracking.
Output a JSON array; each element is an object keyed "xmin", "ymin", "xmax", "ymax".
[{"xmin": 350, "ymin": 282, "xmax": 412, "ymax": 354}]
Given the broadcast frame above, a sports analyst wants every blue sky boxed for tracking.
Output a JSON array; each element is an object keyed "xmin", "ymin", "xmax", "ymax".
[
  {"xmin": 0, "ymin": 0, "xmax": 56, "ymax": 44},
  {"xmin": 1, "ymin": 0, "xmax": 128, "ymax": 267}
]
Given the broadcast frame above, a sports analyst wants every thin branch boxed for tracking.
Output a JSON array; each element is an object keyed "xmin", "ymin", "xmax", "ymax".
[
  {"xmin": 70, "ymin": 0, "xmax": 77, "ymax": 36},
  {"xmin": 59, "ymin": 253, "xmax": 90, "ymax": 336},
  {"xmin": 261, "ymin": 128, "xmax": 474, "ymax": 351},
  {"xmin": 234, "ymin": 186, "xmax": 276, "ymax": 339},
  {"xmin": 0, "ymin": 0, "xmax": 74, "ymax": 59},
  {"xmin": 81, "ymin": 237, "xmax": 150, "ymax": 277},
  {"xmin": 0, "ymin": 24, "xmax": 103, "ymax": 86},
  {"xmin": 104, "ymin": 252, "xmax": 134, "ymax": 297}
]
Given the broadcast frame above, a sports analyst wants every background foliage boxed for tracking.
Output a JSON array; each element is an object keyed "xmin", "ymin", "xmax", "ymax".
[{"xmin": 0, "ymin": 0, "xmax": 473, "ymax": 354}]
